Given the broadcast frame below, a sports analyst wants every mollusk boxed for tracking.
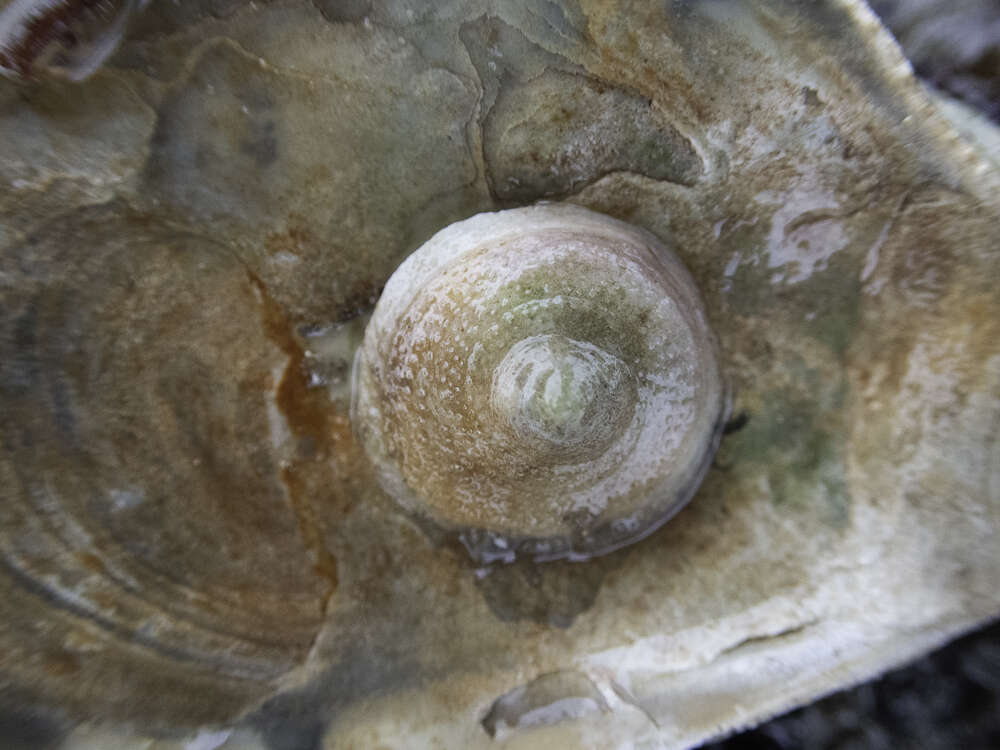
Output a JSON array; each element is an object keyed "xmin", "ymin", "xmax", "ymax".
[{"xmin": 353, "ymin": 204, "xmax": 726, "ymax": 562}]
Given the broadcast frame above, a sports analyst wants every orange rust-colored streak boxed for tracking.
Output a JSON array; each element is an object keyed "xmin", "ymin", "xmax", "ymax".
[
  {"xmin": 279, "ymin": 465, "xmax": 339, "ymax": 602},
  {"xmin": 44, "ymin": 649, "xmax": 81, "ymax": 677},
  {"xmin": 247, "ymin": 271, "xmax": 341, "ymax": 610},
  {"xmin": 77, "ymin": 552, "xmax": 108, "ymax": 576}
]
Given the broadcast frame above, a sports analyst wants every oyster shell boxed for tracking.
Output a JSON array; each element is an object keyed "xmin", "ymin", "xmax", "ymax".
[{"xmin": 0, "ymin": 1, "xmax": 997, "ymax": 748}]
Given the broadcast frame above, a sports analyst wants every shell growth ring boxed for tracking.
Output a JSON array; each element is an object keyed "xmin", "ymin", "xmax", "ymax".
[{"xmin": 353, "ymin": 203, "xmax": 726, "ymax": 562}]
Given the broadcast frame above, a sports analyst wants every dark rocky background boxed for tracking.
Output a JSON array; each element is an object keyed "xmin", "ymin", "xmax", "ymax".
[
  {"xmin": 701, "ymin": 620, "xmax": 1000, "ymax": 750},
  {"xmin": 870, "ymin": 0, "xmax": 1000, "ymax": 122}
]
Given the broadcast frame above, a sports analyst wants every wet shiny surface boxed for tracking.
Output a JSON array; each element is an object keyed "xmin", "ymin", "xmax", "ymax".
[
  {"xmin": 0, "ymin": 1, "xmax": 997, "ymax": 748},
  {"xmin": 352, "ymin": 205, "xmax": 726, "ymax": 560}
]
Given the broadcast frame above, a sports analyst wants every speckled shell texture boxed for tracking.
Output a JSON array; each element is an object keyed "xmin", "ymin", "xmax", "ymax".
[
  {"xmin": 354, "ymin": 204, "xmax": 725, "ymax": 559},
  {"xmin": 0, "ymin": 1, "xmax": 998, "ymax": 749}
]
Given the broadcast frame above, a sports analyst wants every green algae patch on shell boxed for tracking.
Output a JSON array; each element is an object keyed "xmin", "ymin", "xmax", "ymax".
[{"xmin": 353, "ymin": 203, "xmax": 726, "ymax": 561}]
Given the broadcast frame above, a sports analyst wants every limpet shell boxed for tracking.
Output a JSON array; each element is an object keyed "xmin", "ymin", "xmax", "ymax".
[{"xmin": 353, "ymin": 203, "xmax": 726, "ymax": 561}]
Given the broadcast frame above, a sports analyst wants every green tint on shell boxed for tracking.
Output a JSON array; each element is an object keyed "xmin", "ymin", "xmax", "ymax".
[
  {"xmin": 352, "ymin": 204, "xmax": 726, "ymax": 562},
  {"xmin": 491, "ymin": 333, "xmax": 636, "ymax": 455}
]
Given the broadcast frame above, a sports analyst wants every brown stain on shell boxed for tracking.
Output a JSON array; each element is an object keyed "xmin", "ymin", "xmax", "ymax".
[{"xmin": 246, "ymin": 270, "xmax": 348, "ymax": 610}]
